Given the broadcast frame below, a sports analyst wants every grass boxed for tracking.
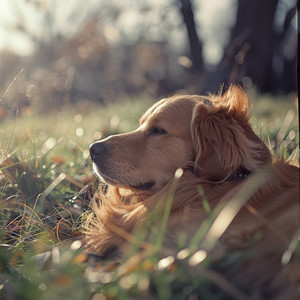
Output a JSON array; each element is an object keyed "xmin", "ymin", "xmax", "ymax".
[{"xmin": 0, "ymin": 91, "xmax": 299, "ymax": 300}]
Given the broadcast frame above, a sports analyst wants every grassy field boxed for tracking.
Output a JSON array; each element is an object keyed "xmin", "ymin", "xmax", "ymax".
[{"xmin": 0, "ymin": 91, "xmax": 299, "ymax": 300}]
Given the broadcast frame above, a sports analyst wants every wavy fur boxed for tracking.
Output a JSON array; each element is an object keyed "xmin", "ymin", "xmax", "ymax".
[{"xmin": 84, "ymin": 85, "xmax": 299, "ymax": 298}]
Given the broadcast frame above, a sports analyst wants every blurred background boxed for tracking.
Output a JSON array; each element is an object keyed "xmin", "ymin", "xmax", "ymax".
[{"xmin": 0, "ymin": 0, "xmax": 298, "ymax": 117}]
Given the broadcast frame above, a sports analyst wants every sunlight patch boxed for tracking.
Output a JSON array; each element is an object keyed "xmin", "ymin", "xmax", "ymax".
[
  {"xmin": 189, "ymin": 250, "xmax": 207, "ymax": 266},
  {"xmin": 155, "ymin": 256, "xmax": 175, "ymax": 270}
]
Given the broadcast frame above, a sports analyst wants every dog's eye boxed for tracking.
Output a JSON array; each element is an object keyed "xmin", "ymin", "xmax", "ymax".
[{"xmin": 148, "ymin": 127, "xmax": 167, "ymax": 136}]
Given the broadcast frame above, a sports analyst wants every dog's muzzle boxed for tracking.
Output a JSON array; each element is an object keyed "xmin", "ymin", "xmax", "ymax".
[{"xmin": 89, "ymin": 140, "xmax": 156, "ymax": 190}]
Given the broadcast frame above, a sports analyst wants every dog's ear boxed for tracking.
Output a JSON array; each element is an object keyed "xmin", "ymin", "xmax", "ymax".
[
  {"xmin": 217, "ymin": 84, "xmax": 249, "ymax": 113},
  {"xmin": 191, "ymin": 85, "xmax": 271, "ymax": 180}
]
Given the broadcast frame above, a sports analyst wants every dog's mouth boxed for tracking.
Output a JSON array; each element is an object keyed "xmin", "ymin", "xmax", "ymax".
[
  {"xmin": 93, "ymin": 163, "xmax": 155, "ymax": 191},
  {"xmin": 130, "ymin": 181, "xmax": 155, "ymax": 190},
  {"xmin": 92, "ymin": 163, "xmax": 118, "ymax": 185}
]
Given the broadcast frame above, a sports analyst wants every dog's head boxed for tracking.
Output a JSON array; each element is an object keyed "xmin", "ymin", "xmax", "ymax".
[{"xmin": 90, "ymin": 86, "xmax": 271, "ymax": 192}]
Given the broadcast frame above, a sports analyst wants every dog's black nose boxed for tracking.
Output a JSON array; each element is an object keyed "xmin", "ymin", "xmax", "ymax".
[{"xmin": 90, "ymin": 142, "xmax": 106, "ymax": 161}]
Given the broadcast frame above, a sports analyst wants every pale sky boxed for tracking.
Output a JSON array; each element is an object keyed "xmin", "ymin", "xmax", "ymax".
[{"xmin": 0, "ymin": 0, "xmax": 236, "ymax": 65}]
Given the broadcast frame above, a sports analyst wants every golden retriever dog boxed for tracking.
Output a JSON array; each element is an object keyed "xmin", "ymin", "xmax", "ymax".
[{"xmin": 85, "ymin": 86, "xmax": 299, "ymax": 298}]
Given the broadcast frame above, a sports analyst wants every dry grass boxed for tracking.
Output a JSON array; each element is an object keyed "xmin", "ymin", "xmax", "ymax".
[{"xmin": 0, "ymin": 91, "xmax": 298, "ymax": 299}]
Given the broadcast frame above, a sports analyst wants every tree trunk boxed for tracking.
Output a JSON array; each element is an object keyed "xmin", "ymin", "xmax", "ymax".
[
  {"xmin": 273, "ymin": 3, "xmax": 298, "ymax": 93},
  {"xmin": 179, "ymin": 0, "xmax": 204, "ymax": 72},
  {"xmin": 214, "ymin": 0, "xmax": 279, "ymax": 92}
]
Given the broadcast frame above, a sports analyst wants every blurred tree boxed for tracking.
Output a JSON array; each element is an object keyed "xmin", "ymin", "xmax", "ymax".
[
  {"xmin": 272, "ymin": 0, "xmax": 298, "ymax": 92},
  {"xmin": 204, "ymin": 0, "xmax": 297, "ymax": 93},
  {"xmin": 0, "ymin": 0, "xmax": 297, "ymax": 116},
  {"xmin": 178, "ymin": 0, "xmax": 204, "ymax": 72}
]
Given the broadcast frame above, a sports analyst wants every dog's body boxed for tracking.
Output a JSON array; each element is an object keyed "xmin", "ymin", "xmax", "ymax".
[{"xmin": 85, "ymin": 86, "xmax": 299, "ymax": 298}]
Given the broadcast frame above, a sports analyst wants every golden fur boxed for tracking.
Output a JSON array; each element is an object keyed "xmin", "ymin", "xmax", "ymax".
[{"xmin": 85, "ymin": 86, "xmax": 299, "ymax": 298}]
